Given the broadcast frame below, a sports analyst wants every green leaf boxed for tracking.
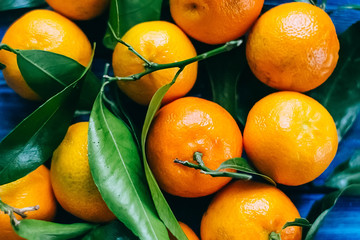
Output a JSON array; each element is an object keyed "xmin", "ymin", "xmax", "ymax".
[
  {"xmin": 17, "ymin": 50, "xmax": 101, "ymax": 110},
  {"xmin": 0, "ymin": 74, "xmax": 83, "ymax": 185},
  {"xmin": 0, "ymin": 0, "xmax": 45, "ymax": 11},
  {"xmin": 88, "ymin": 84, "xmax": 168, "ymax": 240},
  {"xmin": 304, "ymin": 184, "xmax": 360, "ymax": 240},
  {"xmin": 140, "ymin": 79, "xmax": 188, "ymax": 240},
  {"xmin": 103, "ymin": 81, "xmax": 141, "ymax": 148},
  {"xmin": 13, "ymin": 219, "xmax": 96, "ymax": 240},
  {"xmin": 293, "ymin": 0, "xmax": 316, "ymax": 5},
  {"xmin": 307, "ymin": 22, "xmax": 360, "ymax": 142},
  {"xmin": 207, "ymin": 43, "xmax": 275, "ymax": 127},
  {"xmin": 338, "ymin": 4, "xmax": 360, "ymax": 10},
  {"xmin": 282, "ymin": 218, "xmax": 311, "ymax": 229},
  {"xmin": 206, "ymin": 44, "xmax": 245, "ymax": 123},
  {"xmin": 82, "ymin": 220, "xmax": 138, "ymax": 240},
  {"xmin": 103, "ymin": 0, "xmax": 163, "ymax": 49},
  {"xmin": 0, "ymin": 62, "xmax": 5, "ymax": 70},
  {"xmin": 325, "ymin": 150, "xmax": 360, "ymax": 189},
  {"xmin": 216, "ymin": 158, "xmax": 276, "ymax": 185}
]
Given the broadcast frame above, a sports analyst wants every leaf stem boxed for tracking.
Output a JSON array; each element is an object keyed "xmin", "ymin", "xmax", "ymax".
[
  {"xmin": 319, "ymin": 0, "xmax": 327, "ymax": 10},
  {"xmin": 104, "ymin": 39, "xmax": 243, "ymax": 82},
  {"xmin": 0, "ymin": 43, "xmax": 18, "ymax": 54},
  {"xmin": 0, "ymin": 43, "xmax": 19, "ymax": 54},
  {"xmin": 107, "ymin": 22, "xmax": 152, "ymax": 67},
  {"xmin": 0, "ymin": 44, "xmax": 18, "ymax": 69},
  {"xmin": 0, "ymin": 198, "xmax": 39, "ymax": 227},
  {"xmin": 174, "ymin": 152, "xmax": 252, "ymax": 180}
]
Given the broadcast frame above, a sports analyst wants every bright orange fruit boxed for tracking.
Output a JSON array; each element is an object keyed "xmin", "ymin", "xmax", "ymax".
[
  {"xmin": 146, "ymin": 97, "xmax": 243, "ymax": 198},
  {"xmin": 201, "ymin": 180, "xmax": 302, "ymax": 240},
  {"xmin": 46, "ymin": 0, "xmax": 110, "ymax": 20},
  {"xmin": 112, "ymin": 21, "xmax": 197, "ymax": 105},
  {"xmin": 246, "ymin": 2, "xmax": 339, "ymax": 92},
  {"xmin": 0, "ymin": 166, "xmax": 57, "ymax": 240},
  {"xmin": 243, "ymin": 91, "xmax": 338, "ymax": 186},
  {"xmin": 0, "ymin": 9, "xmax": 92, "ymax": 100},
  {"xmin": 170, "ymin": 0, "xmax": 264, "ymax": 44}
]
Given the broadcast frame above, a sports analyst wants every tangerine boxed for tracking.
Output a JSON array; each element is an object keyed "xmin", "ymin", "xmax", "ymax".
[
  {"xmin": 0, "ymin": 9, "xmax": 92, "ymax": 100},
  {"xmin": 46, "ymin": 0, "xmax": 110, "ymax": 20},
  {"xmin": 169, "ymin": 222, "xmax": 199, "ymax": 240},
  {"xmin": 243, "ymin": 91, "xmax": 338, "ymax": 186},
  {"xmin": 112, "ymin": 21, "xmax": 197, "ymax": 105},
  {"xmin": 170, "ymin": 0, "xmax": 264, "ymax": 44},
  {"xmin": 146, "ymin": 97, "xmax": 243, "ymax": 198},
  {"xmin": 201, "ymin": 180, "xmax": 302, "ymax": 240},
  {"xmin": 0, "ymin": 165, "xmax": 57, "ymax": 240},
  {"xmin": 50, "ymin": 122, "xmax": 116, "ymax": 223},
  {"xmin": 246, "ymin": 2, "xmax": 339, "ymax": 92}
]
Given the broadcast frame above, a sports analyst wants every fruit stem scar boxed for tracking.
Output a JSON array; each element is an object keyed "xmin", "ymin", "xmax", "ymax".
[
  {"xmin": 174, "ymin": 151, "xmax": 253, "ymax": 180},
  {"xmin": 0, "ymin": 198, "xmax": 39, "ymax": 227},
  {"xmin": 103, "ymin": 36, "xmax": 243, "ymax": 82}
]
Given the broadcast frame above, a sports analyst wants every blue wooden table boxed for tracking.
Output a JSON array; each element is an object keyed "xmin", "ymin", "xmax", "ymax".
[{"xmin": 1, "ymin": 1, "xmax": 360, "ymax": 239}]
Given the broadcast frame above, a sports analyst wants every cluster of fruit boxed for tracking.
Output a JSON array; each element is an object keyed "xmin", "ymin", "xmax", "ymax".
[{"xmin": 0, "ymin": 0, "xmax": 341, "ymax": 239}]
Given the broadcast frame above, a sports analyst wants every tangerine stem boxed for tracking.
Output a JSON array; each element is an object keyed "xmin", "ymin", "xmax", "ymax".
[
  {"xmin": 174, "ymin": 151, "xmax": 252, "ymax": 180},
  {"xmin": 0, "ymin": 198, "xmax": 39, "ymax": 227},
  {"xmin": 0, "ymin": 43, "xmax": 18, "ymax": 54},
  {"xmin": 107, "ymin": 22, "xmax": 152, "ymax": 67},
  {"xmin": 103, "ymin": 39, "xmax": 243, "ymax": 82}
]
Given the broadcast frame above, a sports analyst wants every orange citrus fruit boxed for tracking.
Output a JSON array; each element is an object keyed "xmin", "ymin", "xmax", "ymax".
[
  {"xmin": 201, "ymin": 180, "xmax": 302, "ymax": 240},
  {"xmin": 112, "ymin": 21, "xmax": 197, "ymax": 105},
  {"xmin": 45, "ymin": 0, "xmax": 110, "ymax": 20},
  {"xmin": 169, "ymin": 222, "xmax": 199, "ymax": 240},
  {"xmin": 170, "ymin": 0, "xmax": 264, "ymax": 44},
  {"xmin": 243, "ymin": 91, "xmax": 338, "ymax": 186},
  {"xmin": 0, "ymin": 9, "xmax": 92, "ymax": 100},
  {"xmin": 0, "ymin": 165, "xmax": 57, "ymax": 240},
  {"xmin": 246, "ymin": 2, "xmax": 339, "ymax": 92},
  {"xmin": 146, "ymin": 97, "xmax": 243, "ymax": 198},
  {"xmin": 50, "ymin": 122, "xmax": 116, "ymax": 223}
]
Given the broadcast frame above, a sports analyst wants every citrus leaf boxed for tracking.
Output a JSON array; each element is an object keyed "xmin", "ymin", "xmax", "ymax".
[
  {"xmin": 216, "ymin": 158, "xmax": 276, "ymax": 185},
  {"xmin": 88, "ymin": 85, "xmax": 168, "ymax": 240},
  {"xmin": 208, "ymin": 42, "xmax": 275, "ymax": 127},
  {"xmin": 0, "ymin": 73, "xmax": 84, "ymax": 185},
  {"xmin": 206, "ymin": 44, "xmax": 245, "ymax": 123},
  {"xmin": 304, "ymin": 184, "xmax": 360, "ymax": 240},
  {"xmin": 282, "ymin": 218, "xmax": 311, "ymax": 229},
  {"xmin": 337, "ymin": 4, "xmax": 360, "ymax": 11},
  {"xmin": 82, "ymin": 220, "xmax": 138, "ymax": 240},
  {"xmin": 294, "ymin": 0, "xmax": 317, "ymax": 5},
  {"xmin": 307, "ymin": 22, "xmax": 360, "ymax": 142},
  {"xmin": 141, "ymin": 81, "xmax": 188, "ymax": 240},
  {"xmin": 325, "ymin": 150, "xmax": 360, "ymax": 189},
  {"xmin": 13, "ymin": 219, "xmax": 96, "ymax": 240},
  {"xmin": 0, "ymin": 0, "xmax": 45, "ymax": 11},
  {"xmin": 103, "ymin": 0, "xmax": 163, "ymax": 49},
  {"xmin": 17, "ymin": 50, "xmax": 101, "ymax": 110}
]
